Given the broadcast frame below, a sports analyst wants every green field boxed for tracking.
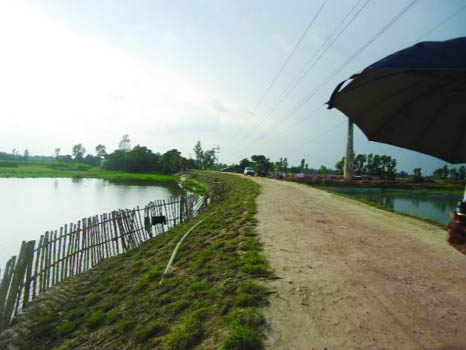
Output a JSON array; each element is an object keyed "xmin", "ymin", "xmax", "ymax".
[{"xmin": 0, "ymin": 161, "xmax": 178, "ymax": 183}]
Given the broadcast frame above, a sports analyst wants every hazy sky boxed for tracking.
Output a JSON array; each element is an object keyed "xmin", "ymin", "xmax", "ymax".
[{"xmin": 1, "ymin": 0, "xmax": 465, "ymax": 173}]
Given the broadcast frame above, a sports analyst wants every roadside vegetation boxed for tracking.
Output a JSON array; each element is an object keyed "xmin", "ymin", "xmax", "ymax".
[{"xmin": 1, "ymin": 172, "xmax": 271, "ymax": 350}]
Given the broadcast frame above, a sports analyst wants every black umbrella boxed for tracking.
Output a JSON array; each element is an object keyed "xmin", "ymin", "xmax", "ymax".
[
  {"xmin": 327, "ymin": 37, "xmax": 466, "ymax": 254},
  {"xmin": 327, "ymin": 37, "xmax": 466, "ymax": 164}
]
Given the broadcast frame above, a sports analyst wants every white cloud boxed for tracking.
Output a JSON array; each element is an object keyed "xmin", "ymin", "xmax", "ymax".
[{"xmin": 0, "ymin": 2, "xmax": 234, "ymax": 155}]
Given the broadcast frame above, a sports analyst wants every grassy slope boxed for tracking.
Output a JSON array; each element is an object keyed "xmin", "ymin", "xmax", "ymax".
[
  {"xmin": 2, "ymin": 172, "xmax": 270, "ymax": 350},
  {"xmin": 0, "ymin": 165, "xmax": 178, "ymax": 183}
]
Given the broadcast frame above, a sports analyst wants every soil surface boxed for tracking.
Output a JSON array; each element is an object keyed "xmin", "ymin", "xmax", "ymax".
[{"xmin": 250, "ymin": 177, "xmax": 466, "ymax": 350}]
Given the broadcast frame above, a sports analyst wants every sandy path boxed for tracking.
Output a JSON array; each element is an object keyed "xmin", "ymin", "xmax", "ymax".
[{"xmin": 250, "ymin": 177, "xmax": 466, "ymax": 350}]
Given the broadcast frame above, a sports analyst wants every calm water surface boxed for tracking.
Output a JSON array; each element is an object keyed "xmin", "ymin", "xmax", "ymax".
[
  {"xmin": 0, "ymin": 178, "xmax": 180, "ymax": 267},
  {"xmin": 327, "ymin": 187, "xmax": 462, "ymax": 225}
]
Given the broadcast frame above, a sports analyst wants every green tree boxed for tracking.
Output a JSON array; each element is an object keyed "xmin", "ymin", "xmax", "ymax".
[
  {"xmin": 354, "ymin": 154, "xmax": 367, "ymax": 174},
  {"xmin": 442, "ymin": 165, "xmax": 449, "ymax": 178},
  {"xmin": 318, "ymin": 165, "xmax": 329, "ymax": 175},
  {"xmin": 72, "ymin": 144, "xmax": 86, "ymax": 161},
  {"xmin": 413, "ymin": 168, "xmax": 423, "ymax": 182},
  {"xmin": 202, "ymin": 149, "xmax": 216, "ymax": 169},
  {"xmin": 23, "ymin": 149, "xmax": 29, "ymax": 160},
  {"xmin": 459, "ymin": 166, "xmax": 465, "ymax": 181},
  {"xmin": 251, "ymin": 155, "xmax": 273, "ymax": 175},
  {"xmin": 95, "ymin": 144, "xmax": 107, "ymax": 159},
  {"xmin": 450, "ymin": 168, "xmax": 459, "ymax": 180},
  {"xmin": 119, "ymin": 134, "xmax": 131, "ymax": 151},
  {"xmin": 335, "ymin": 157, "xmax": 345, "ymax": 173},
  {"xmin": 239, "ymin": 158, "xmax": 252, "ymax": 171},
  {"xmin": 54, "ymin": 148, "xmax": 61, "ymax": 159},
  {"xmin": 193, "ymin": 141, "xmax": 203, "ymax": 168}
]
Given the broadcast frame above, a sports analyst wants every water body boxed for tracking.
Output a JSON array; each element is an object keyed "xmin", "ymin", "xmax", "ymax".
[
  {"xmin": 326, "ymin": 187, "xmax": 462, "ymax": 225},
  {"xmin": 0, "ymin": 178, "xmax": 181, "ymax": 268}
]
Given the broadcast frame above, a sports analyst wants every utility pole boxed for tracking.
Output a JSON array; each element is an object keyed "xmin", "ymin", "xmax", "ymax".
[
  {"xmin": 213, "ymin": 145, "xmax": 220, "ymax": 166},
  {"xmin": 344, "ymin": 119, "xmax": 354, "ymax": 180}
]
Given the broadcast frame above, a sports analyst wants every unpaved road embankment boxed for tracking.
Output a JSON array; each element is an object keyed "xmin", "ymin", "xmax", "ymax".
[{"xmin": 251, "ymin": 177, "xmax": 466, "ymax": 350}]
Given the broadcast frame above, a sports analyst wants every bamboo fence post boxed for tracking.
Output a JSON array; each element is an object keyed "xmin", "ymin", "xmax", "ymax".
[
  {"xmin": 162, "ymin": 200, "xmax": 170, "ymax": 230},
  {"xmin": 107, "ymin": 214, "xmax": 114, "ymax": 257},
  {"xmin": 61, "ymin": 225, "xmax": 68, "ymax": 281},
  {"xmin": 72, "ymin": 222, "xmax": 81, "ymax": 276},
  {"xmin": 88, "ymin": 218, "xmax": 94, "ymax": 268},
  {"xmin": 46, "ymin": 231, "xmax": 53, "ymax": 289},
  {"xmin": 3, "ymin": 242, "xmax": 27, "ymax": 329},
  {"xmin": 22, "ymin": 240, "xmax": 36, "ymax": 308},
  {"xmin": 131, "ymin": 209, "xmax": 142, "ymax": 245},
  {"xmin": 96, "ymin": 216, "xmax": 103, "ymax": 262},
  {"xmin": 180, "ymin": 196, "xmax": 185, "ymax": 224},
  {"xmin": 66, "ymin": 224, "xmax": 74, "ymax": 278},
  {"xmin": 85, "ymin": 218, "xmax": 92, "ymax": 271},
  {"xmin": 51, "ymin": 230, "xmax": 57, "ymax": 286},
  {"xmin": 94, "ymin": 216, "xmax": 100, "ymax": 265},
  {"xmin": 39, "ymin": 234, "xmax": 47, "ymax": 293},
  {"xmin": 41, "ymin": 231, "xmax": 49, "ymax": 292},
  {"xmin": 0, "ymin": 257, "xmax": 15, "ymax": 329},
  {"xmin": 33, "ymin": 235, "xmax": 43, "ymax": 299},
  {"xmin": 136, "ymin": 206, "xmax": 147, "ymax": 242},
  {"xmin": 117, "ymin": 211, "xmax": 128, "ymax": 252},
  {"xmin": 111, "ymin": 212, "xmax": 121, "ymax": 254},
  {"xmin": 80, "ymin": 220, "xmax": 85, "ymax": 272},
  {"xmin": 56, "ymin": 227, "xmax": 63, "ymax": 284}
]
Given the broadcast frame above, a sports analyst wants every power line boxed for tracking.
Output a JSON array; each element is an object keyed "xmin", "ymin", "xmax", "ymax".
[
  {"xmin": 231, "ymin": 0, "xmax": 328, "ymax": 141},
  {"xmin": 236, "ymin": 0, "xmax": 419, "ymax": 157},
  {"xmin": 240, "ymin": 0, "xmax": 370, "ymax": 149},
  {"xmin": 263, "ymin": 0, "xmax": 367, "ymax": 118},
  {"xmin": 282, "ymin": 0, "xmax": 465, "ymax": 160},
  {"xmin": 416, "ymin": 2, "xmax": 466, "ymax": 41}
]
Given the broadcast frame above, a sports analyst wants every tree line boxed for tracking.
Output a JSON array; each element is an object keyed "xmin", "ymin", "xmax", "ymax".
[
  {"xmin": 433, "ymin": 165, "xmax": 466, "ymax": 181},
  {"xmin": 335, "ymin": 154, "xmax": 397, "ymax": 180},
  {"xmin": 1, "ymin": 137, "xmax": 223, "ymax": 175}
]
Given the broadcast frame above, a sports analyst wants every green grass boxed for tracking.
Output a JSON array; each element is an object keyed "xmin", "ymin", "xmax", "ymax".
[
  {"xmin": 3, "ymin": 172, "xmax": 270, "ymax": 349},
  {"xmin": 0, "ymin": 162, "xmax": 178, "ymax": 183}
]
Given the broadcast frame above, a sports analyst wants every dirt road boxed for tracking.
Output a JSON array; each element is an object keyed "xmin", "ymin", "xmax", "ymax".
[{"xmin": 251, "ymin": 177, "xmax": 466, "ymax": 350}]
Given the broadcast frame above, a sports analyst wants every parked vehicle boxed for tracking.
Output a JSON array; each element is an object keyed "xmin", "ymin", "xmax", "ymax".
[{"xmin": 243, "ymin": 167, "xmax": 256, "ymax": 176}]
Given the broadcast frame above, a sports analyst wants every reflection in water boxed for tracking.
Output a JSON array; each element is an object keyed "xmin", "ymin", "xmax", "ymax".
[
  {"xmin": 0, "ymin": 178, "xmax": 181, "ymax": 267},
  {"xmin": 329, "ymin": 187, "xmax": 461, "ymax": 225}
]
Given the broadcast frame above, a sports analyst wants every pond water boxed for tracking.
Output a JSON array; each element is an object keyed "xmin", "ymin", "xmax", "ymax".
[
  {"xmin": 326, "ymin": 187, "xmax": 462, "ymax": 225},
  {"xmin": 0, "ymin": 178, "xmax": 181, "ymax": 268}
]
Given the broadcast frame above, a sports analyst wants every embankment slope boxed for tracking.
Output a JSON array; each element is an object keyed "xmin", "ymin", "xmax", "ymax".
[{"xmin": 1, "ymin": 173, "xmax": 270, "ymax": 350}]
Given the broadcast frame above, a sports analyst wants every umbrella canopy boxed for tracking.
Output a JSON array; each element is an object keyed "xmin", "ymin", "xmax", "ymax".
[{"xmin": 327, "ymin": 37, "xmax": 466, "ymax": 164}]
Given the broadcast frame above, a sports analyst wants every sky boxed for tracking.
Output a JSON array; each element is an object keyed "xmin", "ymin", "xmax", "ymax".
[{"xmin": 0, "ymin": 0, "xmax": 465, "ymax": 174}]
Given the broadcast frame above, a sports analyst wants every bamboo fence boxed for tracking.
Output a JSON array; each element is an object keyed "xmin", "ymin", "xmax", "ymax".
[{"xmin": 0, "ymin": 194, "xmax": 206, "ymax": 331}]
